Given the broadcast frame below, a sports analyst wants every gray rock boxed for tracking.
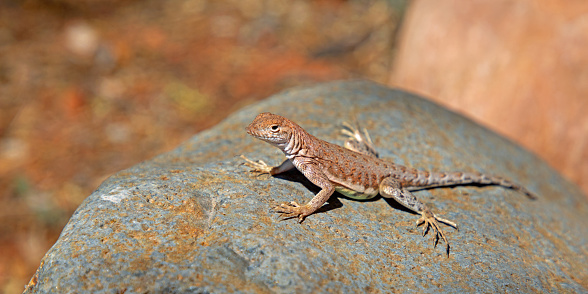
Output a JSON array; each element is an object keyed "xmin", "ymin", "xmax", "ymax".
[{"xmin": 25, "ymin": 81, "xmax": 587, "ymax": 293}]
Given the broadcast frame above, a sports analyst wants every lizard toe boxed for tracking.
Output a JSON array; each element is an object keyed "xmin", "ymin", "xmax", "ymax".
[
  {"xmin": 417, "ymin": 210, "xmax": 454, "ymax": 257},
  {"xmin": 273, "ymin": 201, "xmax": 306, "ymax": 221},
  {"xmin": 240, "ymin": 155, "xmax": 273, "ymax": 175}
]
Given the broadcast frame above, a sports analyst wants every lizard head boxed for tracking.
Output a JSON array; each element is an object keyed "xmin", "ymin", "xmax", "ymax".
[{"xmin": 246, "ymin": 112, "xmax": 303, "ymax": 153}]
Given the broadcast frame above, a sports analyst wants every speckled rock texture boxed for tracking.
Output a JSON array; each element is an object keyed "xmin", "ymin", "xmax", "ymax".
[{"xmin": 25, "ymin": 81, "xmax": 587, "ymax": 293}]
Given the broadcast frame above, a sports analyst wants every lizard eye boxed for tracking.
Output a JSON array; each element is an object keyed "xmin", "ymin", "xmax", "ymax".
[{"xmin": 270, "ymin": 125, "xmax": 279, "ymax": 132}]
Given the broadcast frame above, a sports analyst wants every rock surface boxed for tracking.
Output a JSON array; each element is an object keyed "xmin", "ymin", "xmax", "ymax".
[{"xmin": 25, "ymin": 81, "xmax": 587, "ymax": 293}]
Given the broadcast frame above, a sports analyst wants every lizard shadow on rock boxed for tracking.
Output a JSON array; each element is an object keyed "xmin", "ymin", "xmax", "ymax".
[
  {"xmin": 272, "ymin": 169, "xmax": 343, "ymax": 214},
  {"xmin": 273, "ymin": 168, "xmax": 417, "ymax": 216}
]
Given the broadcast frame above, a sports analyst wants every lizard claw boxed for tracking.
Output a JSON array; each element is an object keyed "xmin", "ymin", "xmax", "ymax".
[
  {"xmin": 416, "ymin": 209, "xmax": 457, "ymax": 257},
  {"xmin": 273, "ymin": 201, "xmax": 307, "ymax": 223},
  {"xmin": 240, "ymin": 155, "xmax": 273, "ymax": 177}
]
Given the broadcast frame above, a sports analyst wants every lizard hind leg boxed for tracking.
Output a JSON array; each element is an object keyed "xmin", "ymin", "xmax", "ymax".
[
  {"xmin": 340, "ymin": 121, "xmax": 379, "ymax": 158},
  {"xmin": 416, "ymin": 208, "xmax": 457, "ymax": 256},
  {"xmin": 379, "ymin": 177, "xmax": 458, "ymax": 256}
]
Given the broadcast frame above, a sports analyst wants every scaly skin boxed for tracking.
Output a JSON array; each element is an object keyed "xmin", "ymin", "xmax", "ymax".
[{"xmin": 242, "ymin": 112, "xmax": 536, "ymax": 256}]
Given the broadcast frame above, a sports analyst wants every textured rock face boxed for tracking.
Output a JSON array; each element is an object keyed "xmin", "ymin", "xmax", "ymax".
[{"xmin": 25, "ymin": 81, "xmax": 587, "ymax": 293}]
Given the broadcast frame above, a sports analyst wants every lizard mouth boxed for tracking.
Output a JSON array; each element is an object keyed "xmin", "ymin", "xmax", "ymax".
[
  {"xmin": 245, "ymin": 125, "xmax": 269, "ymax": 142},
  {"xmin": 245, "ymin": 124, "xmax": 257, "ymax": 137}
]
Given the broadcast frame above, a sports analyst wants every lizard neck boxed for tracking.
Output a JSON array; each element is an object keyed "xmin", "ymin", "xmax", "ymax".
[{"xmin": 281, "ymin": 126, "xmax": 315, "ymax": 159}]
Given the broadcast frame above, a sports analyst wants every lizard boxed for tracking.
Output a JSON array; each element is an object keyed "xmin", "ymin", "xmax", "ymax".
[{"xmin": 241, "ymin": 112, "xmax": 536, "ymax": 255}]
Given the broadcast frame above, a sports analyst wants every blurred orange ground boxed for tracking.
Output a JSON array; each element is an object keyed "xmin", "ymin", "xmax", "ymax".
[{"xmin": 0, "ymin": 0, "xmax": 400, "ymax": 292}]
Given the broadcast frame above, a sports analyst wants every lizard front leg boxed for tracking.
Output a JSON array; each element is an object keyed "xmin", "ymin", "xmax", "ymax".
[
  {"xmin": 274, "ymin": 162, "xmax": 335, "ymax": 223},
  {"xmin": 379, "ymin": 177, "xmax": 457, "ymax": 256},
  {"xmin": 241, "ymin": 155, "xmax": 295, "ymax": 176}
]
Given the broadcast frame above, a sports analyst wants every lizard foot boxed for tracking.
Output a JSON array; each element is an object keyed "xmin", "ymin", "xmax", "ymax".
[
  {"xmin": 340, "ymin": 121, "xmax": 379, "ymax": 158},
  {"xmin": 416, "ymin": 209, "xmax": 458, "ymax": 257},
  {"xmin": 240, "ymin": 155, "xmax": 273, "ymax": 177},
  {"xmin": 273, "ymin": 201, "xmax": 307, "ymax": 223}
]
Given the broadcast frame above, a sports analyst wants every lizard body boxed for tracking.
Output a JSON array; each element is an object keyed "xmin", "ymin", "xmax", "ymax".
[{"xmin": 242, "ymin": 112, "xmax": 536, "ymax": 255}]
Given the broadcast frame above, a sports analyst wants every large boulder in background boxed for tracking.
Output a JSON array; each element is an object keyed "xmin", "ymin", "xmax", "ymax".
[
  {"xmin": 390, "ymin": 0, "xmax": 588, "ymax": 195},
  {"xmin": 25, "ymin": 81, "xmax": 587, "ymax": 293}
]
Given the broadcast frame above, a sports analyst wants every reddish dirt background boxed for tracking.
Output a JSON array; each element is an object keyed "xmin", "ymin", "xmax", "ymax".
[
  {"xmin": 0, "ymin": 0, "xmax": 401, "ymax": 291},
  {"xmin": 391, "ymin": 0, "xmax": 588, "ymax": 196},
  {"xmin": 0, "ymin": 0, "xmax": 585, "ymax": 292}
]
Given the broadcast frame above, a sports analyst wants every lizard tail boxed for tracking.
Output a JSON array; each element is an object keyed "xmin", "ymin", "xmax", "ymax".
[{"xmin": 413, "ymin": 170, "xmax": 537, "ymax": 199}]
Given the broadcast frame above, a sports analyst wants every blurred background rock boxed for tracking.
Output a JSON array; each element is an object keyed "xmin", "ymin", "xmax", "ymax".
[
  {"xmin": 0, "ymin": 0, "xmax": 585, "ymax": 292},
  {"xmin": 390, "ymin": 0, "xmax": 588, "ymax": 201}
]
